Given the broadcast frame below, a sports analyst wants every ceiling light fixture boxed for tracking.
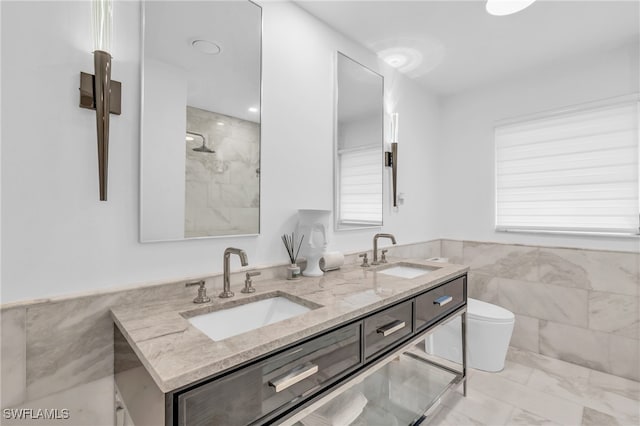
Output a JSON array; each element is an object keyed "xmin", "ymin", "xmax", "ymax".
[
  {"xmin": 248, "ymin": 107, "xmax": 258, "ymax": 113},
  {"xmin": 486, "ymin": 0, "xmax": 536, "ymax": 16},
  {"xmin": 378, "ymin": 47, "xmax": 424, "ymax": 75},
  {"xmin": 384, "ymin": 54, "xmax": 408, "ymax": 69}
]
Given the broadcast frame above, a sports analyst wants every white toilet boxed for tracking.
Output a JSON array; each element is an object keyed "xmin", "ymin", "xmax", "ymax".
[{"xmin": 425, "ymin": 297, "xmax": 515, "ymax": 372}]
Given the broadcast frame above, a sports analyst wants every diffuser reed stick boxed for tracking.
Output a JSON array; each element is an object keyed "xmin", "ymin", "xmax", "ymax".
[{"xmin": 281, "ymin": 232, "xmax": 304, "ymax": 264}]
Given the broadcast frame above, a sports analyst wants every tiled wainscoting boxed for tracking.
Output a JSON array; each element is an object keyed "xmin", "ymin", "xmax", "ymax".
[
  {"xmin": 1, "ymin": 238, "xmax": 637, "ymax": 422},
  {"xmin": 441, "ymin": 240, "xmax": 640, "ymax": 381},
  {"xmin": 0, "ymin": 241, "xmax": 441, "ymax": 411}
]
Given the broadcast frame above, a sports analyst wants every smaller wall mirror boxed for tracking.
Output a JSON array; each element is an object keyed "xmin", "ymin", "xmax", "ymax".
[
  {"xmin": 140, "ymin": 1, "xmax": 261, "ymax": 242},
  {"xmin": 334, "ymin": 52, "xmax": 384, "ymax": 230}
]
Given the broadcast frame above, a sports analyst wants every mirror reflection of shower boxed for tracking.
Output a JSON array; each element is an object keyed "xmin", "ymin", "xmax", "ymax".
[{"xmin": 186, "ymin": 131, "xmax": 215, "ymax": 154}]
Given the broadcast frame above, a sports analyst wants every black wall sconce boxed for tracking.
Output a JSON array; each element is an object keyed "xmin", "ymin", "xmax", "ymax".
[
  {"xmin": 385, "ymin": 113, "xmax": 399, "ymax": 207},
  {"xmin": 79, "ymin": 0, "xmax": 121, "ymax": 201}
]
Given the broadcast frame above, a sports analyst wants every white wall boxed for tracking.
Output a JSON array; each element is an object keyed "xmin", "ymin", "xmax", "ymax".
[
  {"xmin": 0, "ymin": 1, "xmax": 442, "ymax": 303},
  {"xmin": 438, "ymin": 42, "xmax": 640, "ymax": 253}
]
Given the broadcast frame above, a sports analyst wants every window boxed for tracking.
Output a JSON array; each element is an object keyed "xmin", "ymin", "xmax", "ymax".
[
  {"xmin": 337, "ymin": 147, "xmax": 383, "ymax": 226},
  {"xmin": 495, "ymin": 98, "xmax": 639, "ymax": 235}
]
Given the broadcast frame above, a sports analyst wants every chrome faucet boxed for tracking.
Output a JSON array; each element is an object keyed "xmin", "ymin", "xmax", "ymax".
[
  {"xmin": 220, "ymin": 247, "xmax": 249, "ymax": 298},
  {"xmin": 372, "ymin": 233, "xmax": 396, "ymax": 265}
]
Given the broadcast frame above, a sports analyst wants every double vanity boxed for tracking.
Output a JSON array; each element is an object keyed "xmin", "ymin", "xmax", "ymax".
[{"xmin": 112, "ymin": 258, "xmax": 468, "ymax": 426}]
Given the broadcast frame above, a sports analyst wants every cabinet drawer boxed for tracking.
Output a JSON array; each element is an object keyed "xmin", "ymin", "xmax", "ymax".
[
  {"xmin": 364, "ymin": 300, "xmax": 413, "ymax": 359},
  {"xmin": 415, "ymin": 276, "xmax": 466, "ymax": 331},
  {"xmin": 177, "ymin": 322, "xmax": 361, "ymax": 426}
]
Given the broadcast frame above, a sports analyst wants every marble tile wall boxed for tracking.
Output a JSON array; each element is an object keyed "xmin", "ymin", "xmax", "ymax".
[
  {"xmin": 185, "ymin": 106, "xmax": 260, "ymax": 237},
  {"xmin": 0, "ymin": 261, "xmax": 290, "ymax": 409},
  {"xmin": 3, "ymin": 237, "xmax": 634, "ymax": 413},
  {"xmin": 441, "ymin": 239, "xmax": 640, "ymax": 381},
  {"xmin": 0, "ymin": 240, "xmax": 440, "ymax": 409}
]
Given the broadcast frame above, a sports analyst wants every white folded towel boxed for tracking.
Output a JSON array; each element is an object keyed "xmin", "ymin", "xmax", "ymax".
[{"xmin": 301, "ymin": 389, "xmax": 368, "ymax": 426}]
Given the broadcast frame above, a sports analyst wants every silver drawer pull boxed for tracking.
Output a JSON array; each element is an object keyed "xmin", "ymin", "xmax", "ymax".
[
  {"xmin": 268, "ymin": 362, "xmax": 319, "ymax": 393},
  {"xmin": 434, "ymin": 295, "xmax": 453, "ymax": 306},
  {"xmin": 377, "ymin": 320, "xmax": 406, "ymax": 337}
]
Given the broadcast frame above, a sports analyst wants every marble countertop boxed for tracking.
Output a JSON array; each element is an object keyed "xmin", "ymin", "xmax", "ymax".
[{"xmin": 111, "ymin": 258, "xmax": 468, "ymax": 393}]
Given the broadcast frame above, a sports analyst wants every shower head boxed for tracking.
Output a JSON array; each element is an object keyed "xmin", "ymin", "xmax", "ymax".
[
  {"xmin": 193, "ymin": 142, "xmax": 215, "ymax": 154},
  {"xmin": 187, "ymin": 132, "xmax": 215, "ymax": 154}
]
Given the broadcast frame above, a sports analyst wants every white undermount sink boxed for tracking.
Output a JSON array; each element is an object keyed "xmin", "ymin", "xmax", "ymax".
[
  {"xmin": 377, "ymin": 263, "xmax": 441, "ymax": 279},
  {"xmin": 187, "ymin": 296, "xmax": 312, "ymax": 341}
]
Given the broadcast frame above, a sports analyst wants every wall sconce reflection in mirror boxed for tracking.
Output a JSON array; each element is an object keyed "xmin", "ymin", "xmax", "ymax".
[
  {"xmin": 79, "ymin": 0, "xmax": 121, "ymax": 201},
  {"xmin": 385, "ymin": 113, "xmax": 399, "ymax": 207}
]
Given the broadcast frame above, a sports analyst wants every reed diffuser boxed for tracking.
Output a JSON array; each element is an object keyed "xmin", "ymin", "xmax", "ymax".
[{"xmin": 281, "ymin": 232, "xmax": 304, "ymax": 280}]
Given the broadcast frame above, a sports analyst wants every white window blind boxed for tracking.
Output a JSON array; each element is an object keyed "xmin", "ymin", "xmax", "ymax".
[
  {"xmin": 338, "ymin": 147, "xmax": 382, "ymax": 225},
  {"xmin": 495, "ymin": 100, "xmax": 639, "ymax": 235}
]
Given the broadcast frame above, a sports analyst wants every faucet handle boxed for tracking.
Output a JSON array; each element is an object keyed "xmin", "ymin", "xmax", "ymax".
[
  {"xmin": 242, "ymin": 271, "xmax": 260, "ymax": 294},
  {"xmin": 380, "ymin": 249, "xmax": 388, "ymax": 263},
  {"xmin": 359, "ymin": 253, "xmax": 370, "ymax": 268},
  {"xmin": 185, "ymin": 280, "xmax": 211, "ymax": 304}
]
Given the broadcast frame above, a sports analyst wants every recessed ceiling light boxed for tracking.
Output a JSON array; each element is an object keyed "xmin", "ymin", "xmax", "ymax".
[
  {"xmin": 374, "ymin": 37, "xmax": 444, "ymax": 79},
  {"xmin": 384, "ymin": 54, "xmax": 408, "ymax": 68},
  {"xmin": 217, "ymin": 122, "xmax": 224, "ymax": 126},
  {"xmin": 486, "ymin": 0, "xmax": 536, "ymax": 16},
  {"xmin": 248, "ymin": 107, "xmax": 258, "ymax": 113},
  {"xmin": 191, "ymin": 39, "xmax": 221, "ymax": 55},
  {"xmin": 378, "ymin": 47, "xmax": 424, "ymax": 75}
]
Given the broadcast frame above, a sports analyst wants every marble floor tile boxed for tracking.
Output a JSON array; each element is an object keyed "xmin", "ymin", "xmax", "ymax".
[
  {"xmin": 506, "ymin": 408, "xmax": 561, "ymax": 426},
  {"xmin": 581, "ymin": 407, "xmax": 631, "ymax": 426},
  {"xmin": 433, "ymin": 347, "xmax": 639, "ymax": 426},
  {"xmin": 429, "ymin": 405, "xmax": 485, "ymax": 426},
  {"xmin": 526, "ymin": 369, "xmax": 640, "ymax": 421},
  {"xmin": 440, "ymin": 385, "xmax": 514, "ymax": 425},
  {"xmin": 468, "ymin": 369, "xmax": 584, "ymax": 425},
  {"xmin": 506, "ymin": 346, "xmax": 592, "ymax": 380},
  {"xmin": 494, "ymin": 359, "xmax": 534, "ymax": 385},
  {"xmin": 589, "ymin": 369, "xmax": 640, "ymax": 401}
]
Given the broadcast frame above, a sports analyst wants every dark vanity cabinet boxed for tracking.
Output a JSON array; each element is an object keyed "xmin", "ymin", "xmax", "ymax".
[
  {"xmin": 415, "ymin": 275, "xmax": 466, "ymax": 331},
  {"xmin": 115, "ymin": 273, "xmax": 467, "ymax": 426},
  {"xmin": 176, "ymin": 322, "xmax": 362, "ymax": 426},
  {"xmin": 363, "ymin": 300, "xmax": 413, "ymax": 359}
]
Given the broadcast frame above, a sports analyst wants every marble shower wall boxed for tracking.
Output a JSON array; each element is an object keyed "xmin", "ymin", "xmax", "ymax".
[
  {"xmin": 441, "ymin": 239, "xmax": 640, "ymax": 381},
  {"xmin": 0, "ymin": 240, "xmax": 440, "ymax": 409},
  {"xmin": 185, "ymin": 106, "xmax": 260, "ymax": 237}
]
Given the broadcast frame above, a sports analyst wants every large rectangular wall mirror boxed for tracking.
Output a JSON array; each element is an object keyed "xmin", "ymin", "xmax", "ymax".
[
  {"xmin": 140, "ymin": 1, "xmax": 262, "ymax": 242},
  {"xmin": 334, "ymin": 52, "xmax": 384, "ymax": 230}
]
